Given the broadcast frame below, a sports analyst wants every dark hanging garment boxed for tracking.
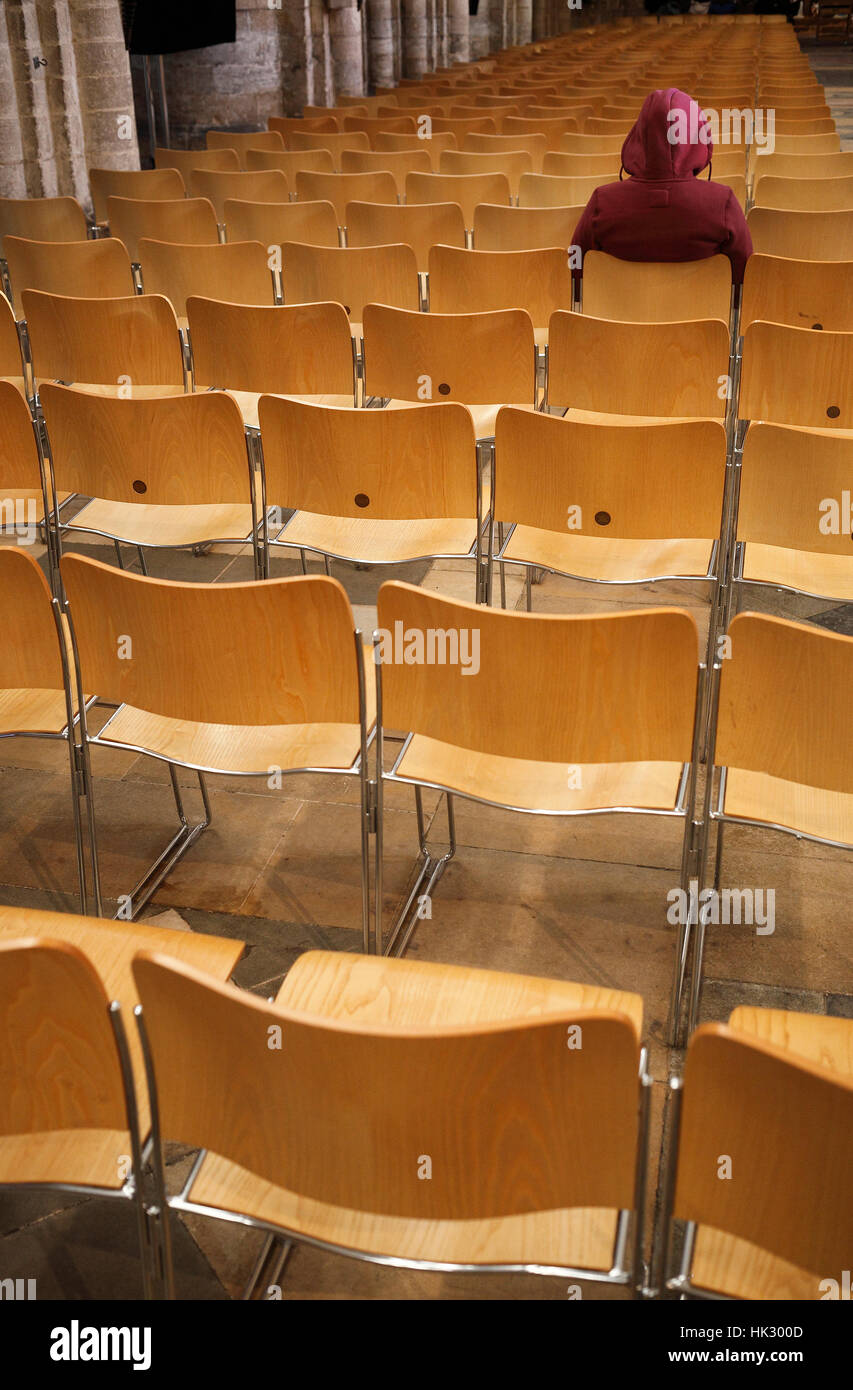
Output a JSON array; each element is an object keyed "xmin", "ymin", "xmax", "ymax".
[{"xmin": 121, "ymin": 1, "xmax": 237, "ymax": 55}]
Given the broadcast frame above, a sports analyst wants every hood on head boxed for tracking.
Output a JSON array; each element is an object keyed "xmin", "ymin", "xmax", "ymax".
[{"xmin": 620, "ymin": 89, "xmax": 713, "ymax": 181}]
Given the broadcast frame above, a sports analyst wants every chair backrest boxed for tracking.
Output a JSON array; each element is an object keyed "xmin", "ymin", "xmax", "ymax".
[
  {"xmin": 0, "ymin": 195, "xmax": 88, "ymax": 244},
  {"xmin": 428, "ymin": 244, "xmax": 572, "ymax": 325},
  {"xmin": 187, "ymin": 169, "xmax": 289, "ymax": 223},
  {"xmin": 431, "ymin": 116, "xmax": 499, "ymax": 143},
  {"xmin": 0, "ymin": 938, "xmax": 129, "ymax": 1141},
  {"xmin": 344, "ymin": 200, "xmax": 465, "ymax": 272},
  {"xmin": 340, "ymin": 147, "xmax": 432, "ymax": 196},
  {"xmin": 40, "ymin": 384, "xmax": 252, "ymax": 507},
  {"xmin": 519, "ymin": 172, "xmax": 619, "ymax": 207},
  {"xmin": 258, "ymin": 397, "xmax": 477, "ymax": 520},
  {"xmin": 89, "ymin": 168, "xmax": 185, "ymax": 225},
  {"xmin": 0, "ymin": 293, "xmax": 22, "ymax": 377},
  {"xmin": 107, "ymin": 196, "xmax": 219, "ymax": 263},
  {"xmin": 377, "ymin": 580, "xmax": 698, "ymax": 763},
  {"xmin": 463, "ymin": 131, "xmax": 549, "ymax": 169},
  {"xmin": 61, "ymin": 558, "xmax": 362, "ymax": 728},
  {"xmin": 284, "ymin": 131, "xmax": 371, "ymax": 165},
  {"xmin": 737, "ymin": 422, "xmax": 853, "ymax": 566},
  {"xmin": 343, "ymin": 115, "xmax": 418, "ymax": 139},
  {"xmin": 281, "ymin": 242, "xmax": 419, "ymax": 323},
  {"xmin": 752, "ymin": 151, "xmax": 853, "ymax": 185},
  {"xmin": 548, "ymin": 312, "xmax": 730, "ymax": 419},
  {"xmin": 269, "ymin": 115, "xmax": 340, "ymax": 139},
  {"xmin": 0, "ymin": 542, "xmax": 64, "ymax": 693},
  {"xmin": 746, "ymin": 207, "xmax": 853, "ymax": 261},
  {"xmin": 674, "ymin": 1023, "xmax": 853, "ymax": 1278},
  {"xmin": 245, "ymin": 147, "xmax": 335, "ymax": 178},
  {"xmin": 4, "ymin": 236, "xmax": 135, "ymax": 310},
  {"xmin": 154, "ymin": 146, "xmax": 240, "ymax": 177},
  {"xmin": 558, "ymin": 133, "xmax": 625, "ymax": 155},
  {"xmin": 767, "ymin": 133, "xmax": 841, "ymax": 156},
  {"xmin": 406, "ymin": 170, "xmax": 511, "ymax": 227},
  {"xmin": 493, "ymin": 408, "xmax": 726, "ymax": 543},
  {"xmin": 473, "ymin": 202, "xmax": 583, "ymax": 252},
  {"xmin": 294, "ymin": 170, "xmax": 398, "ymax": 224},
  {"xmin": 223, "ymin": 198, "xmax": 339, "ymax": 248},
  {"xmin": 187, "ymin": 297, "xmax": 355, "ymax": 399},
  {"xmin": 753, "ymin": 175, "xmax": 853, "ymax": 212},
  {"xmin": 303, "ymin": 104, "xmax": 369, "ymax": 119},
  {"xmin": 581, "ymin": 252, "xmax": 731, "ymax": 324},
  {"xmin": 22, "ymin": 289, "xmax": 184, "ymax": 388},
  {"xmin": 741, "ymin": 254, "xmax": 853, "ymax": 333},
  {"xmin": 133, "ymin": 947, "xmax": 642, "ymax": 1223},
  {"xmin": 543, "ymin": 152, "xmax": 621, "ymax": 179},
  {"xmin": 716, "ymin": 612, "xmax": 853, "ymax": 793},
  {"xmin": 439, "ymin": 149, "xmax": 533, "ymax": 196},
  {"xmin": 740, "ymin": 320, "xmax": 853, "ymax": 427},
  {"xmin": 374, "ymin": 132, "xmax": 458, "ymax": 168},
  {"xmin": 205, "ymin": 129, "xmax": 285, "ymax": 169},
  {"xmin": 502, "ymin": 114, "xmax": 579, "ymax": 149},
  {"xmin": 363, "ymin": 303, "xmax": 536, "ymax": 406},
  {"xmin": 138, "ymin": 239, "xmax": 275, "ymax": 318}
]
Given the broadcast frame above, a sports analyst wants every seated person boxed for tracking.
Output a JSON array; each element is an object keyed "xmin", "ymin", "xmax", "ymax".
[{"xmin": 572, "ymin": 89, "xmax": 753, "ymax": 285}]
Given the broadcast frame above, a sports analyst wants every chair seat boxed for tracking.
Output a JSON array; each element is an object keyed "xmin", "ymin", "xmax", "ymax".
[
  {"xmin": 65, "ymin": 499, "xmax": 256, "ymax": 549},
  {"xmin": 1, "ymin": 488, "xmax": 71, "ymax": 525},
  {"xmin": 386, "ymin": 399, "xmax": 537, "ymax": 440},
  {"xmin": 274, "ymin": 511, "xmax": 477, "ymax": 565},
  {"xmin": 222, "ymin": 390, "xmax": 357, "ymax": 430},
  {"xmin": 0, "ymin": 687, "xmax": 69, "ymax": 736},
  {"xmin": 98, "ymin": 699, "xmax": 375, "ymax": 777},
  {"xmin": 395, "ymin": 734, "xmax": 685, "ymax": 814},
  {"xmin": 36, "ymin": 381, "xmax": 184, "ymax": 400},
  {"xmin": 184, "ymin": 949, "xmax": 641, "ymax": 1270},
  {"xmin": 742, "ymin": 542, "xmax": 853, "ymax": 603},
  {"xmin": 0, "ymin": 1129, "xmax": 130, "ymax": 1191},
  {"xmin": 562, "ymin": 409, "xmax": 720, "ymax": 426},
  {"xmin": 722, "ymin": 766, "xmax": 853, "ymax": 845},
  {"xmin": 503, "ymin": 526, "xmax": 715, "ymax": 582}
]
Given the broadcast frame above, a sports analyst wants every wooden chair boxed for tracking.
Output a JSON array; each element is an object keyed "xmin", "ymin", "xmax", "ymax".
[
  {"xmin": 340, "ymin": 147, "xmax": 432, "ymax": 197},
  {"xmin": 259, "ymin": 397, "xmax": 482, "ymax": 594},
  {"xmin": 0, "ymin": 548, "xmax": 85, "ymax": 904},
  {"xmin": 519, "ymin": 172, "xmax": 619, "ymax": 208},
  {"xmin": 373, "ymin": 581, "xmax": 702, "ymax": 1035},
  {"xmin": 658, "ymin": 1015, "xmax": 853, "ymax": 1298},
  {"xmin": 462, "ymin": 131, "xmax": 549, "ymax": 171},
  {"xmin": 752, "ymin": 151, "xmax": 853, "ymax": 187},
  {"xmin": 133, "ymin": 946, "xmax": 649, "ymax": 1299},
  {"xmin": 502, "ymin": 114, "xmax": 579, "ymax": 150},
  {"xmin": 186, "ymin": 169, "xmax": 289, "ymax": 224},
  {"xmin": 0, "ymin": 195, "xmax": 88, "ymax": 245},
  {"xmin": 428, "ymin": 244, "xmax": 572, "ymax": 347},
  {"xmin": 344, "ymin": 200, "xmax": 465, "ymax": 274},
  {"xmin": 362, "ymin": 303, "xmax": 537, "ymax": 440},
  {"xmin": 3, "ymin": 236, "xmax": 135, "ymax": 312},
  {"xmin": 0, "ymin": 293, "xmax": 26, "ymax": 398},
  {"xmin": 302, "ymin": 104, "xmax": 369, "ymax": 120},
  {"xmin": 741, "ymin": 254, "xmax": 853, "ymax": 333},
  {"xmin": 223, "ymin": 198, "xmax": 339, "ymax": 249},
  {"xmin": 294, "ymin": 170, "xmax": 398, "ymax": 226},
  {"xmin": 245, "ymin": 147, "xmax": 335, "ymax": 179},
  {"xmin": 374, "ymin": 130, "xmax": 458, "ymax": 170},
  {"xmin": 547, "ymin": 313, "xmax": 731, "ymax": 421},
  {"xmin": 768, "ymin": 133, "xmax": 842, "ymax": 157},
  {"xmin": 752, "ymin": 175, "xmax": 853, "ymax": 212},
  {"xmin": 186, "ymin": 298, "xmax": 357, "ymax": 425},
  {"xmin": 343, "ymin": 115, "xmax": 418, "ymax": 142},
  {"xmin": 23, "ymin": 289, "xmax": 185, "ymax": 396},
  {"xmin": 492, "ymin": 408, "xmax": 726, "ymax": 625},
  {"xmin": 89, "ymin": 168, "xmax": 185, "ymax": 228},
  {"xmin": 773, "ymin": 118, "xmax": 838, "ymax": 136},
  {"xmin": 60, "ymin": 558, "xmax": 373, "ymax": 945},
  {"xmin": 280, "ymin": 242, "xmax": 419, "ymax": 342},
  {"xmin": 438, "ymin": 149, "xmax": 533, "ymax": 198},
  {"xmin": 0, "ymin": 938, "xmax": 150, "ymax": 1291},
  {"xmin": 205, "ymin": 129, "xmax": 285, "ymax": 169},
  {"xmin": 269, "ymin": 116, "xmax": 340, "ymax": 139},
  {"xmin": 747, "ymin": 207, "xmax": 853, "ymax": 260},
  {"xmin": 580, "ymin": 253, "xmax": 732, "ymax": 325},
  {"xmin": 406, "ymin": 171, "xmax": 511, "ymax": 229},
  {"xmin": 431, "ymin": 116, "xmax": 499, "ymax": 145},
  {"xmin": 473, "ymin": 202, "xmax": 583, "ymax": 252},
  {"xmin": 138, "ymin": 239, "xmax": 276, "ymax": 323},
  {"xmin": 558, "ymin": 133, "xmax": 626, "ymax": 156},
  {"xmin": 106, "ymin": 196, "xmax": 219, "ymax": 264},
  {"xmin": 543, "ymin": 152, "xmax": 621, "ymax": 179},
  {"xmin": 40, "ymin": 383, "xmax": 263, "ymax": 577},
  {"xmin": 154, "ymin": 147, "xmax": 240, "ymax": 178},
  {"xmin": 283, "ymin": 131, "xmax": 370, "ymax": 167}
]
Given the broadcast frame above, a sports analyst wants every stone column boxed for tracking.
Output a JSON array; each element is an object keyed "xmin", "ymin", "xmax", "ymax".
[
  {"xmin": 489, "ymin": 0, "xmax": 507, "ymax": 50},
  {"xmin": 327, "ymin": 0, "xmax": 364, "ymax": 97},
  {"xmin": 449, "ymin": 0, "xmax": 469, "ymax": 65},
  {"xmin": 367, "ymin": 0, "xmax": 396, "ymax": 89},
  {"xmin": 0, "ymin": 7, "xmax": 30, "ymax": 196},
  {"xmin": 66, "ymin": 0, "xmax": 139, "ymax": 173},
  {"xmin": 402, "ymin": 0, "xmax": 428, "ymax": 79},
  {"xmin": 516, "ymin": 0, "xmax": 533, "ymax": 43},
  {"xmin": 532, "ymin": 0, "xmax": 551, "ymax": 40},
  {"xmin": 469, "ymin": 0, "xmax": 492, "ymax": 60}
]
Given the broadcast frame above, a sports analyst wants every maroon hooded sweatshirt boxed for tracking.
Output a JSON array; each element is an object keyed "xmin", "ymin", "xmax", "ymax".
[{"xmin": 572, "ymin": 88, "xmax": 753, "ymax": 285}]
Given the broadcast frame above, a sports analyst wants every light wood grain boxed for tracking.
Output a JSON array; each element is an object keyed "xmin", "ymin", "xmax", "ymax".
[
  {"xmin": 753, "ymin": 175, "xmax": 853, "ymax": 212},
  {"xmin": 431, "ymin": 116, "xmax": 499, "ymax": 144},
  {"xmin": 187, "ymin": 169, "xmax": 289, "ymax": 223},
  {"xmin": 0, "ymin": 292, "xmax": 23, "ymax": 380},
  {"xmin": 283, "ymin": 131, "xmax": 370, "ymax": 167},
  {"xmin": 558, "ymin": 133, "xmax": 625, "ymax": 155},
  {"xmin": 473, "ymin": 202, "xmax": 583, "ymax": 252},
  {"xmin": 439, "ymin": 148, "xmax": 533, "ymax": 196},
  {"xmin": 429, "ymin": 244, "xmax": 572, "ymax": 328},
  {"xmin": 0, "ymin": 547, "xmax": 65, "ymax": 707},
  {"xmin": 154, "ymin": 146, "xmax": 239, "ymax": 178},
  {"xmin": 729, "ymin": 1007, "xmax": 853, "ymax": 1077},
  {"xmin": 752, "ymin": 151, "xmax": 853, "ymax": 187},
  {"xmin": 406, "ymin": 170, "xmax": 511, "ymax": 225},
  {"xmin": 581, "ymin": 252, "xmax": 731, "ymax": 325},
  {"xmin": 503, "ymin": 114, "xmax": 579, "ymax": 150},
  {"xmin": 187, "ymin": 297, "xmax": 355, "ymax": 398},
  {"xmin": 281, "ymin": 241, "xmax": 419, "ymax": 321},
  {"xmin": 377, "ymin": 580, "xmax": 698, "ymax": 763},
  {"xmin": 223, "ymin": 198, "xmax": 339, "ymax": 248},
  {"xmin": 746, "ymin": 206, "xmax": 853, "ymax": 261},
  {"xmin": 463, "ymin": 131, "xmax": 548, "ymax": 172},
  {"xmin": 740, "ymin": 320, "xmax": 853, "ymax": 427},
  {"xmin": 343, "ymin": 114, "xmax": 417, "ymax": 141},
  {"xmin": 89, "ymin": 168, "xmax": 184, "ymax": 225},
  {"xmin": 340, "ymin": 147, "xmax": 432, "ymax": 196},
  {"xmin": 294, "ymin": 169, "xmax": 397, "ymax": 223},
  {"xmin": 107, "ymin": 196, "xmax": 219, "ymax": 263},
  {"xmin": 345, "ymin": 200, "xmax": 464, "ymax": 271},
  {"xmin": 519, "ymin": 171, "xmax": 619, "ymax": 207},
  {"xmin": 138, "ymin": 239, "xmax": 275, "ymax": 317},
  {"xmin": 22, "ymin": 289, "xmax": 184, "ymax": 388},
  {"xmin": 738, "ymin": 421, "xmax": 853, "ymax": 573},
  {"xmin": 269, "ymin": 115, "xmax": 340, "ymax": 138},
  {"xmin": 0, "ymin": 195, "xmax": 88, "ymax": 243},
  {"xmin": 205, "ymin": 129, "xmax": 284, "ymax": 169},
  {"xmin": 245, "ymin": 147, "xmax": 334, "ymax": 178},
  {"xmin": 374, "ymin": 131, "xmax": 458, "ymax": 170}
]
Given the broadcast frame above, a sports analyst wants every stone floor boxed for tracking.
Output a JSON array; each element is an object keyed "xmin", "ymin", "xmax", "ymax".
[{"xmin": 2, "ymin": 41, "xmax": 852, "ymax": 1303}]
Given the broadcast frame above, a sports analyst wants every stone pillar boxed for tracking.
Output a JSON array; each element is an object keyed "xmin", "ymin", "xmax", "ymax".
[
  {"xmin": 328, "ymin": 0, "xmax": 364, "ymax": 97},
  {"xmin": 367, "ymin": 0, "xmax": 396, "ymax": 89},
  {"xmin": 469, "ymin": 0, "xmax": 492, "ymax": 60},
  {"xmin": 0, "ymin": 7, "xmax": 31, "ymax": 196},
  {"xmin": 449, "ymin": 0, "xmax": 469, "ymax": 65},
  {"xmin": 402, "ymin": 0, "xmax": 428, "ymax": 79},
  {"xmin": 532, "ymin": 0, "xmax": 551, "ymax": 40},
  {"xmin": 66, "ymin": 0, "xmax": 139, "ymax": 172},
  {"xmin": 489, "ymin": 0, "xmax": 507, "ymax": 50},
  {"xmin": 516, "ymin": 0, "xmax": 533, "ymax": 43}
]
